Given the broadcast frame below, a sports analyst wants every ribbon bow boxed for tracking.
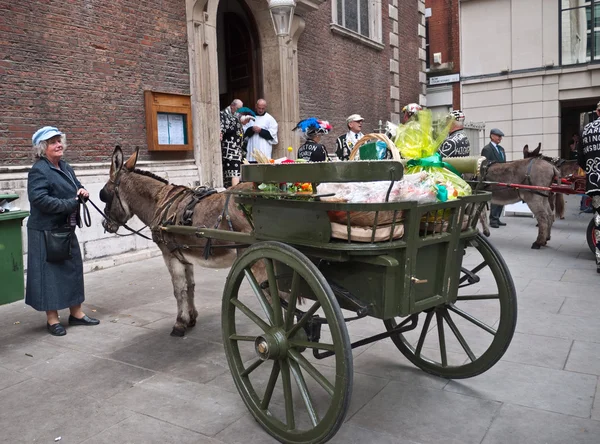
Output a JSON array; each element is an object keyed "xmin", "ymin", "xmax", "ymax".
[{"xmin": 406, "ymin": 153, "xmax": 461, "ymax": 177}]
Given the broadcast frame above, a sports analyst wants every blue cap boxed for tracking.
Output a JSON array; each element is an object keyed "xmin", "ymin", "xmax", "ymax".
[{"xmin": 32, "ymin": 126, "xmax": 63, "ymax": 146}]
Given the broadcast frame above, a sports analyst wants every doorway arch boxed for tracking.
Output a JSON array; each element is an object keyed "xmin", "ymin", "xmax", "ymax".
[{"xmin": 185, "ymin": 0, "xmax": 306, "ymax": 186}]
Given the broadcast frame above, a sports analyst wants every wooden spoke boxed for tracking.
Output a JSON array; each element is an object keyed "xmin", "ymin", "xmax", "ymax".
[
  {"xmin": 265, "ymin": 259, "xmax": 284, "ymax": 327},
  {"xmin": 456, "ymin": 294, "xmax": 500, "ymax": 301},
  {"xmin": 280, "ymin": 360, "xmax": 295, "ymax": 430},
  {"xmin": 231, "ymin": 298, "xmax": 270, "ymax": 332},
  {"xmin": 287, "ymin": 301, "xmax": 321, "ymax": 338},
  {"xmin": 229, "ymin": 334, "xmax": 256, "ymax": 342},
  {"xmin": 289, "ymin": 359, "xmax": 320, "ymax": 427},
  {"xmin": 241, "ymin": 358, "xmax": 265, "ymax": 377},
  {"xmin": 415, "ymin": 311, "xmax": 434, "ymax": 358},
  {"xmin": 447, "ymin": 304, "xmax": 496, "ymax": 335},
  {"xmin": 441, "ymin": 309, "xmax": 476, "ymax": 362},
  {"xmin": 436, "ymin": 311, "xmax": 448, "ymax": 367},
  {"xmin": 288, "ymin": 349, "xmax": 334, "ymax": 397},
  {"xmin": 244, "ymin": 268, "xmax": 274, "ymax": 325},
  {"xmin": 288, "ymin": 340, "xmax": 335, "ymax": 351},
  {"xmin": 284, "ymin": 271, "xmax": 300, "ymax": 331},
  {"xmin": 261, "ymin": 361, "xmax": 280, "ymax": 410}
]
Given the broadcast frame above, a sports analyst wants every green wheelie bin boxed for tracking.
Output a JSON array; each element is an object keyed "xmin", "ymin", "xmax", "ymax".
[{"xmin": 0, "ymin": 194, "xmax": 29, "ymax": 306}]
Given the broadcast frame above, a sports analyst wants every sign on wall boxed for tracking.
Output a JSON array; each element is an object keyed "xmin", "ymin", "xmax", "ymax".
[{"xmin": 429, "ymin": 74, "xmax": 460, "ymax": 86}]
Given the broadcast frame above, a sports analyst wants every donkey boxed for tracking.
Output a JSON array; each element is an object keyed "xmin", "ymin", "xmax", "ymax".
[
  {"xmin": 482, "ymin": 157, "xmax": 560, "ymax": 249},
  {"xmin": 522, "ymin": 143, "xmax": 581, "ymax": 219},
  {"xmin": 100, "ymin": 146, "xmax": 254, "ymax": 336}
]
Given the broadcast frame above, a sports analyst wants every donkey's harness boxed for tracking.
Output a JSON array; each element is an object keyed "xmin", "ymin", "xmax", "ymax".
[{"xmin": 151, "ymin": 186, "xmax": 246, "ymax": 261}]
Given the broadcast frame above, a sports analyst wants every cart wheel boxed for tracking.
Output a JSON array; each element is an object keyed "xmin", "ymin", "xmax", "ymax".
[
  {"xmin": 383, "ymin": 234, "xmax": 517, "ymax": 379},
  {"xmin": 586, "ymin": 218, "xmax": 596, "ymax": 255},
  {"xmin": 222, "ymin": 241, "xmax": 352, "ymax": 444}
]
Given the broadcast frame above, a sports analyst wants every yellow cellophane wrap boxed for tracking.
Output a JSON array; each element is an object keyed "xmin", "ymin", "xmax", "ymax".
[{"xmin": 394, "ymin": 109, "xmax": 471, "ymax": 201}]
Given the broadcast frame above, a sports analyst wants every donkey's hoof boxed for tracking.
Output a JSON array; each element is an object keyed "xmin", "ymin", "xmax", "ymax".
[
  {"xmin": 531, "ymin": 242, "xmax": 541, "ymax": 250},
  {"xmin": 546, "ymin": 236, "xmax": 551, "ymax": 241},
  {"xmin": 170, "ymin": 327, "xmax": 186, "ymax": 337},
  {"xmin": 483, "ymin": 229, "xmax": 490, "ymax": 237},
  {"xmin": 188, "ymin": 318, "xmax": 196, "ymax": 328}
]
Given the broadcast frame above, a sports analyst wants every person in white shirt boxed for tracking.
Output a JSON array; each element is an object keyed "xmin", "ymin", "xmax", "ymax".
[
  {"xmin": 335, "ymin": 114, "xmax": 364, "ymax": 161},
  {"xmin": 243, "ymin": 99, "xmax": 278, "ymax": 161}
]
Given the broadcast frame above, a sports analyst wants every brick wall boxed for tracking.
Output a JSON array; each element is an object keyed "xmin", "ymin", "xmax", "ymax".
[
  {"xmin": 425, "ymin": 0, "xmax": 461, "ymax": 109},
  {"xmin": 0, "ymin": 0, "xmax": 191, "ymax": 166},
  {"xmin": 297, "ymin": 0, "xmax": 422, "ymax": 151},
  {"xmin": 397, "ymin": 0, "xmax": 424, "ymax": 107}
]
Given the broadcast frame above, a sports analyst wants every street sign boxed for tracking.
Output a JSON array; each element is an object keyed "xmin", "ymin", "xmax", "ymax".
[{"xmin": 429, "ymin": 73, "xmax": 460, "ymax": 86}]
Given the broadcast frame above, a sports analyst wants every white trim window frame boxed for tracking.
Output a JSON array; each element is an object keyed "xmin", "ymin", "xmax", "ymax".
[{"xmin": 331, "ymin": 0, "xmax": 383, "ymax": 49}]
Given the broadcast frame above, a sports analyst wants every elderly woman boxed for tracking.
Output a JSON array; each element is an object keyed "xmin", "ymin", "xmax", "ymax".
[{"xmin": 26, "ymin": 126, "xmax": 99, "ymax": 336}]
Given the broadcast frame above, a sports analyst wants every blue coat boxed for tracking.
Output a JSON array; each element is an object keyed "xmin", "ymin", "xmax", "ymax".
[{"xmin": 25, "ymin": 157, "xmax": 85, "ymax": 311}]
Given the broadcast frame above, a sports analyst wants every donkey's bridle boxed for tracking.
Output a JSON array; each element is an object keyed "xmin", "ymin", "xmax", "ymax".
[{"xmin": 98, "ymin": 175, "xmax": 153, "ymax": 241}]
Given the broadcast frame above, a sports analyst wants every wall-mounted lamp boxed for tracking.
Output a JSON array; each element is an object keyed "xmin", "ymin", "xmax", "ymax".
[{"xmin": 268, "ymin": 0, "xmax": 296, "ymax": 37}]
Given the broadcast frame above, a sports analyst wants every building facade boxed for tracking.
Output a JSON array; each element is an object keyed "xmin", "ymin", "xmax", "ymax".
[
  {"xmin": 460, "ymin": 0, "xmax": 600, "ymax": 160},
  {"xmin": 425, "ymin": 0, "xmax": 461, "ymax": 115},
  {"xmin": 0, "ymin": 0, "xmax": 425, "ymax": 269}
]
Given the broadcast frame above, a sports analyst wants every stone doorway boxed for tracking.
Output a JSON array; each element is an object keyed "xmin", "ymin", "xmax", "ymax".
[{"xmin": 217, "ymin": 2, "xmax": 262, "ymax": 110}]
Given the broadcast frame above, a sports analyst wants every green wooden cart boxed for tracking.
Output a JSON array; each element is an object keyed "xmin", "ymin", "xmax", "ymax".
[{"xmin": 165, "ymin": 159, "xmax": 517, "ymax": 444}]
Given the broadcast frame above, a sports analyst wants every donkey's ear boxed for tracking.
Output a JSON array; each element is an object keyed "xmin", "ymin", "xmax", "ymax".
[
  {"xmin": 124, "ymin": 146, "xmax": 140, "ymax": 171},
  {"xmin": 110, "ymin": 145, "xmax": 124, "ymax": 180},
  {"xmin": 532, "ymin": 144, "xmax": 541, "ymax": 156}
]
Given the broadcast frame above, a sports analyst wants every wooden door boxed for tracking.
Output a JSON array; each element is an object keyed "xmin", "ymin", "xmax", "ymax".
[{"xmin": 222, "ymin": 12, "xmax": 257, "ymax": 109}]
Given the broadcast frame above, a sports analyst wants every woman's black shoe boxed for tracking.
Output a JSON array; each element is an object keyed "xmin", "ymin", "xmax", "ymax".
[
  {"xmin": 47, "ymin": 323, "xmax": 67, "ymax": 336},
  {"xmin": 68, "ymin": 314, "xmax": 100, "ymax": 326}
]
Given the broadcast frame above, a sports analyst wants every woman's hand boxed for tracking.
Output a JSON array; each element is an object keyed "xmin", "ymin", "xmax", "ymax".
[{"xmin": 77, "ymin": 188, "xmax": 89, "ymax": 199}]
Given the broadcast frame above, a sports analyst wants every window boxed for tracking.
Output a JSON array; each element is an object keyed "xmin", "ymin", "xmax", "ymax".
[
  {"xmin": 331, "ymin": 0, "xmax": 382, "ymax": 46},
  {"xmin": 561, "ymin": 0, "xmax": 600, "ymax": 65}
]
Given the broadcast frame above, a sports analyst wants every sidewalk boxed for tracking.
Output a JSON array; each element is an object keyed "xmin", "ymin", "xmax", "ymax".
[{"xmin": 1, "ymin": 196, "xmax": 599, "ymax": 444}]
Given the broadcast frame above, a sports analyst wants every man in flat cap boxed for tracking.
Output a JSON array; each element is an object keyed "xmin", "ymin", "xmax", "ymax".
[
  {"xmin": 577, "ymin": 101, "xmax": 600, "ymax": 273},
  {"xmin": 482, "ymin": 128, "xmax": 507, "ymax": 228},
  {"xmin": 335, "ymin": 114, "xmax": 364, "ymax": 161}
]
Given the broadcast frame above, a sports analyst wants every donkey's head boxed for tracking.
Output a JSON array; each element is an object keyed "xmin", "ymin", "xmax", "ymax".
[{"xmin": 99, "ymin": 146, "xmax": 139, "ymax": 233}]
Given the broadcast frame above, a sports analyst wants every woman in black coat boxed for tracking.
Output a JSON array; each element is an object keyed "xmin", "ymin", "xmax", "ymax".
[{"xmin": 27, "ymin": 126, "xmax": 99, "ymax": 336}]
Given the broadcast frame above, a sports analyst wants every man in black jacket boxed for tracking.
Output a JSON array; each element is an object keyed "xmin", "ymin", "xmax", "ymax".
[
  {"xmin": 335, "ymin": 114, "xmax": 364, "ymax": 160},
  {"xmin": 577, "ymin": 101, "xmax": 600, "ymax": 273},
  {"xmin": 481, "ymin": 128, "xmax": 507, "ymax": 228},
  {"xmin": 439, "ymin": 110, "xmax": 470, "ymax": 158}
]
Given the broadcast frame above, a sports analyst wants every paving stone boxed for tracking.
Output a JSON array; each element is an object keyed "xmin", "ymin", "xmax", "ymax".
[
  {"xmin": 515, "ymin": 309, "xmax": 600, "ymax": 343},
  {"xmin": 561, "ymin": 268, "xmax": 600, "ymax": 283},
  {"xmin": 109, "ymin": 333, "xmax": 231, "ymax": 384},
  {"xmin": 560, "ymin": 297, "xmax": 600, "ymax": 318},
  {"xmin": 481, "ymin": 403, "xmax": 600, "ymax": 444},
  {"xmin": 445, "ymin": 360, "xmax": 596, "ymax": 418},
  {"xmin": 107, "ymin": 374, "xmax": 248, "ymax": 436},
  {"xmin": 520, "ymin": 279, "xmax": 599, "ymax": 300},
  {"xmin": 516, "ymin": 291, "xmax": 565, "ymax": 314},
  {"xmin": 0, "ymin": 365, "xmax": 29, "ymax": 390},
  {"xmin": 31, "ymin": 404, "xmax": 134, "ymax": 444},
  {"xmin": 349, "ymin": 380, "xmax": 501, "ymax": 444},
  {"xmin": 0, "ymin": 332, "xmax": 68, "ymax": 371},
  {"xmin": 0, "ymin": 378, "xmax": 104, "ymax": 443},
  {"xmin": 500, "ymin": 332, "xmax": 572, "ymax": 370},
  {"xmin": 81, "ymin": 412, "xmax": 210, "ymax": 444},
  {"xmin": 592, "ymin": 378, "xmax": 600, "ymax": 422},
  {"xmin": 40, "ymin": 320, "xmax": 164, "ymax": 355},
  {"xmin": 565, "ymin": 341, "xmax": 600, "ymax": 376},
  {"xmin": 351, "ymin": 339, "xmax": 451, "ymax": 390},
  {"xmin": 214, "ymin": 414, "xmax": 280, "ymax": 444},
  {"xmin": 22, "ymin": 349, "xmax": 155, "ymax": 400}
]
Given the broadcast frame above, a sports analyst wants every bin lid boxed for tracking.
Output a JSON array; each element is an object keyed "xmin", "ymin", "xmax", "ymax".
[{"xmin": 0, "ymin": 194, "xmax": 20, "ymax": 204}]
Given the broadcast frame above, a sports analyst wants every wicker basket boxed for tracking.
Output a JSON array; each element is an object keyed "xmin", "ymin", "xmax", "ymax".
[
  {"xmin": 349, "ymin": 133, "xmax": 401, "ymax": 161},
  {"xmin": 330, "ymin": 221, "xmax": 405, "ymax": 242},
  {"xmin": 327, "ymin": 208, "xmax": 403, "ymax": 227}
]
